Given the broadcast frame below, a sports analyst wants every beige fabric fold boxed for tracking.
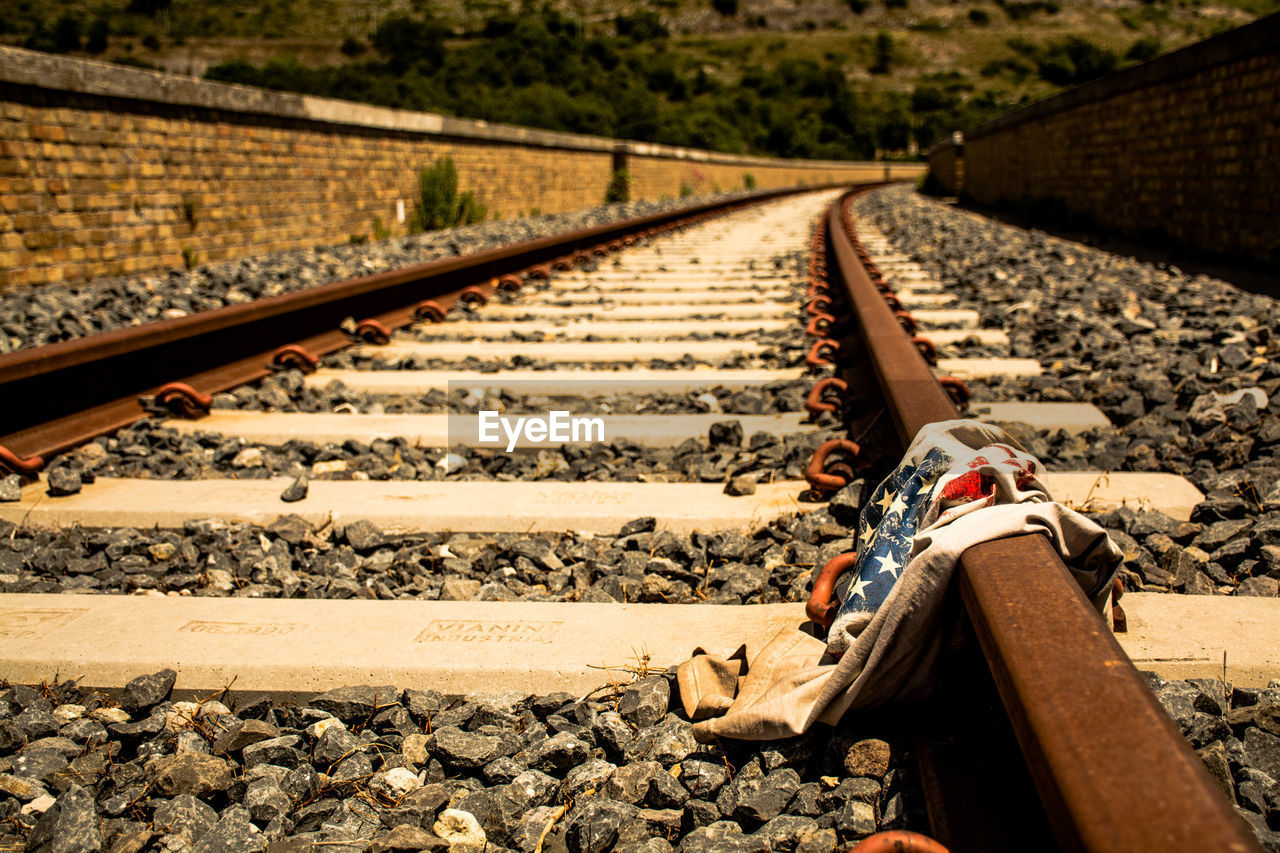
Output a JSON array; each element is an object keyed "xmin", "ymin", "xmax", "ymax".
[{"xmin": 676, "ymin": 644, "xmax": 748, "ymax": 721}]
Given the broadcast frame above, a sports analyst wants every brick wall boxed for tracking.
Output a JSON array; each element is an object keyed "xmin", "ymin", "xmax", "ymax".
[
  {"xmin": 949, "ymin": 14, "xmax": 1279, "ymax": 263},
  {"xmin": 0, "ymin": 47, "xmax": 924, "ymax": 290},
  {"xmin": 925, "ymin": 143, "xmax": 961, "ymax": 196},
  {"xmin": 627, "ymin": 156, "xmax": 896, "ymax": 201}
]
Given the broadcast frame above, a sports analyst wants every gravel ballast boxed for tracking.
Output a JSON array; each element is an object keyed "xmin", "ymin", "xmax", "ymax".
[
  {"xmin": 27, "ymin": 417, "xmax": 842, "ymax": 487},
  {"xmin": 26, "ymin": 241, "xmax": 823, "ymax": 488},
  {"xmin": 853, "ymin": 187, "xmax": 1280, "ymax": 599},
  {"xmin": 0, "ymin": 192, "xmax": 765, "ymax": 355},
  {"xmin": 3, "ymin": 187, "xmax": 1278, "ymax": 849},
  {"xmin": 0, "ymin": 669, "xmax": 931, "ymax": 853},
  {"xmin": 204, "ymin": 375, "xmax": 813, "ymax": 417},
  {"xmin": 0, "ymin": 497, "xmax": 864, "ymax": 602},
  {"xmin": 0, "ymin": 666, "xmax": 1276, "ymax": 852}
]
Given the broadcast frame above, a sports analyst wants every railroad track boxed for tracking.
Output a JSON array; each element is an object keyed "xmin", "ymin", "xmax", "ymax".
[{"xmin": 0, "ymin": 187, "xmax": 1266, "ymax": 853}]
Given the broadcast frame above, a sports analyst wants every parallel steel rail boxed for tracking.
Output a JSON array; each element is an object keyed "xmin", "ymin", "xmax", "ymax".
[
  {"xmin": 823, "ymin": 189, "xmax": 1258, "ymax": 853},
  {"xmin": 0, "ymin": 185, "xmax": 852, "ymax": 474},
  {"xmin": 0, "ymin": 181, "xmax": 1255, "ymax": 851}
]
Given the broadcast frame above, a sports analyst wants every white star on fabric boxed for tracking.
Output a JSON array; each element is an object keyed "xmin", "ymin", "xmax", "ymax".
[
  {"xmin": 886, "ymin": 492, "xmax": 909, "ymax": 518},
  {"xmin": 875, "ymin": 553, "xmax": 901, "ymax": 576},
  {"xmin": 850, "ymin": 577, "xmax": 872, "ymax": 599},
  {"xmin": 859, "ymin": 524, "xmax": 878, "ymax": 546},
  {"xmin": 875, "ymin": 489, "xmax": 896, "ymax": 513}
]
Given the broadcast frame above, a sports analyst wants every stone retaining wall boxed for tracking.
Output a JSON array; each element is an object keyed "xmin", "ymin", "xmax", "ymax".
[
  {"xmin": 925, "ymin": 143, "xmax": 961, "ymax": 196},
  {"xmin": 931, "ymin": 14, "xmax": 1280, "ymax": 263},
  {"xmin": 0, "ymin": 47, "xmax": 922, "ymax": 289}
]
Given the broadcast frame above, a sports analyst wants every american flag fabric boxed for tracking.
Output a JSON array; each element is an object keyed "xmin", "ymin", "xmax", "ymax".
[
  {"xmin": 829, "ymin": 419, "xmax": 1070, "ymax": 654},
  {"xmin": 682, "ymin": 419, "xmax": 1121, "ymax": 742}
]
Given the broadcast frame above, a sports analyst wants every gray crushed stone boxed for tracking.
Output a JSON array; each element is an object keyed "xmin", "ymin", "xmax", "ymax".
[
  {"xmin": 853, "ymin": 187, "xmax": 1280, "ymax": 599},
  {"xmin": 0, "ymin": 192, "xmax": 760, "ymax": 354}
]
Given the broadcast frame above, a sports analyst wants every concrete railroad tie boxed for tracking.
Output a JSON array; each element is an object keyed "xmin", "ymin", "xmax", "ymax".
[
  {"xmin": 1, "ymin": 471, "xmax": 1204, "ymax": 533},
  {"xmin": 0, "ymin": 592, "xmax": 1271, "ymax": 697}
]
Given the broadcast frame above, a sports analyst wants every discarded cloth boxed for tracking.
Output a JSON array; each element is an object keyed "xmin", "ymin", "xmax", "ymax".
[
  {"xmin": 682, "ymin": 419, "xmax": 1121, "ymax": 742},
  {"xmin": 676, "ymin": 645, "xmax": 747, "ymax": 721}
]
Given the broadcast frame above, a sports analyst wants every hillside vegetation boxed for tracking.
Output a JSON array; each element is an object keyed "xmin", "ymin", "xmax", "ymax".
[{"xmin": 3, "ymin": 0, "xmax": 1275, "ymax": 160}]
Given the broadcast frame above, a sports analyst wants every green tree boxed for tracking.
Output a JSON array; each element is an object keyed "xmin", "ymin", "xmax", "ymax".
[
  {"xmin": 52, "ymin": 14, "xmax": 83, "ymax": 52},
  {"xmin": 86, "ymin": 16, "xmax": 110, "ymax": 53},
  {"xmin": 126, "ymin": 0, "xmax": 171, "ymax": 15},
  {"xmin": 374, "ymin": 13, "xmax": 447, "ymax": 72},
  {"xmin": 870, "ymin": 31, "xmax": 894, "ymax": 74},
  {"xmin": 1126, "ymin": 36, "xmax": 1161, "ymax": 62},
  {"xmin": 23, "ymin": 23, "xmax": 57, "ymax": 52},
  {"xmin": 1035, "ymin": 36, "xmax": 1118, "ymax": 85},
  {"xmin": 614, "ymin": 11, "xmax": 668, "ymax": 40},
  {"xmin": 197, "ymin": 7, "xmax": 1017, "ymax": 163}
]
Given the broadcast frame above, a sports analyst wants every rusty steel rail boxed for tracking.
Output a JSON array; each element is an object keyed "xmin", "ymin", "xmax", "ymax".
[
  {"xmin": 823, "ymin": 190, "xmax": 1259, "ymax": 853},
  {"xmin": 0, "ymin": 185, "xmax": 855, "ymax": 472}
]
